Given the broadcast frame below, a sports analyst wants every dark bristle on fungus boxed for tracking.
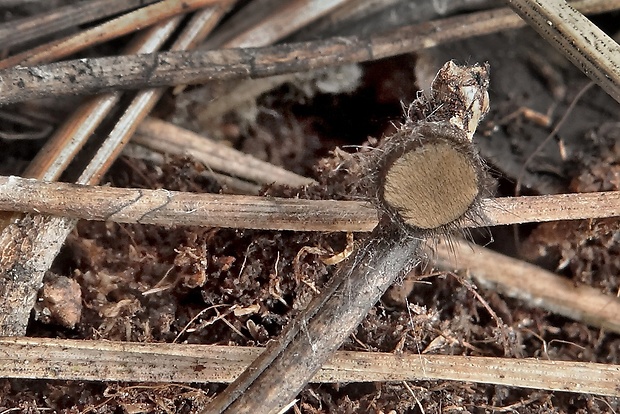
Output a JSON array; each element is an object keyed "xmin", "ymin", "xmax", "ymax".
[{"xmin": 379, "ymin": 121, "xmax": 485, "ymax": 232}]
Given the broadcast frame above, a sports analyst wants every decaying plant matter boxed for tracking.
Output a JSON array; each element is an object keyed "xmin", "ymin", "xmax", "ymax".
[
  {"xmin": 1, "ymin": 2, "xmax": 619, "ymax": 412},
  {"xmin": 205, "ymin": 60, "xmax": 491, "ymax": 414}
]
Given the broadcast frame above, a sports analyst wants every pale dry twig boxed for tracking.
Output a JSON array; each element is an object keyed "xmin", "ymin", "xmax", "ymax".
[{"xmin": 0, "ymin": 337, "xmax": 617, "ymax": 397}]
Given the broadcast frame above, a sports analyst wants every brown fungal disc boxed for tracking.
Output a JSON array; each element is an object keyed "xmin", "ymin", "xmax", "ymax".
[{"xmin": 382, "ymin": 141, "xmax": 479, "ymax": 229}]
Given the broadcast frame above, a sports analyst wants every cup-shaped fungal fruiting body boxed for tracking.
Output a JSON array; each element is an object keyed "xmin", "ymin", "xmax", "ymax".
[
  {"xmin": 368, "ymin": 61, "xmax": 492, "ymax": 238},
  {"xmin": 376, "ymin": 121, "xmax": 487, "ymax": 237}
]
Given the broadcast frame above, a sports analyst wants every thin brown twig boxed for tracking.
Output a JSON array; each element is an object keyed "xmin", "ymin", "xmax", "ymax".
[
  {"xmin": 185, "ymin": 0, "xmax": 362, "ymax": 116},
  {"xmin": 193, "ymin": 73, "xmax": 298, "ymax": 124},
  {"xmin": 505, "ymin": 0, "xmax": 620, "ymax": 103},
  {"xmin": 433, "ymin": 238, "xmax": 620, "ymax": 334},
  {"xmin": 203, "ymin": 0, "xmax": 354, "ymax": 48},
  {"xmin": 0, "ymin": 175, "xmax": 617, "ymax": 231},
  {"xmin": 204, "ymin": 171, "xmax": 263, "ymax": 194},
  {"xmin": 294, "ymin": 0, "xmax": 407, "ymax": 37},
  {"xmin": 0, "ymin": 337, "xmax": 617, "ymax": 397},
  {"xmin": 190, "ymin": 2, "xmax": 379, "ymax": 123},
  {"xmin": 295, "ymin": 0, "xmax": 494, "ymax": 40},
  {"xmin": 21, "ymin": 18, "xmax": 185, "ymax": 182},
  {"xmin": 0, "ymin": 0, "xmax": 160, "ymax": 50},
  {"xmin": 222, "ymin": 175, "xmax": 265, "ymax": 194},
  {"xmin": 76, "ymin": 4, "xmax": 236, "ymax": 186},
  {"xmin": 0, "ymin": 0, "xmax": 224, "ymax": 69},
  {"xmin": 135, "ymin": 117, "xmax": 316, "ymax": 187},
  {"xmin": 175, "ymin": 0, "xmax": 349, "ymax": 96},
  {"xmin": 2, "ymin": 1, "xmax": 618, "ymax": 105}
]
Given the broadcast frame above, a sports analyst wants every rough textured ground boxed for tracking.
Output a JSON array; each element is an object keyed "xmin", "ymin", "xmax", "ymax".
[{"xmin": 1, "ymin": 4, "xmax": 619, "ymax": 413}]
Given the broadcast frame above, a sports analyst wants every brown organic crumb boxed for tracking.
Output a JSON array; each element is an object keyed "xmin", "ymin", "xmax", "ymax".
[{"xmin": 35, "ymin": 272, "xmax": 82, "ymax": 329}]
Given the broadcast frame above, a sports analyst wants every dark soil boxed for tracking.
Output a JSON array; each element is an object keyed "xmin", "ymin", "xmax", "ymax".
[{"xmin": 1, "ymin": 6, "xmax": 619, "ymax": 414}]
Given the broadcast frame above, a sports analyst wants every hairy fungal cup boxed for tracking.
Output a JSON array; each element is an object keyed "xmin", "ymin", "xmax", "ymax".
[
  {"xmin": 378, "ymin": 121, "xmax": 486, "ymax": 234},
  {"xmin": 369, "ymin": 61, "xmax": 491, "ymax": 237}
]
